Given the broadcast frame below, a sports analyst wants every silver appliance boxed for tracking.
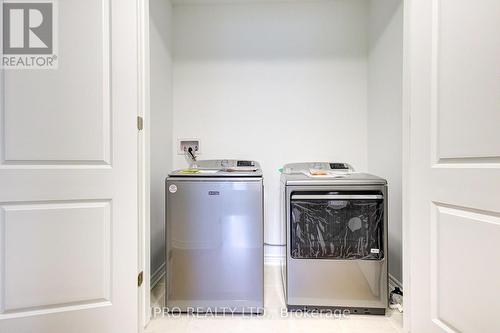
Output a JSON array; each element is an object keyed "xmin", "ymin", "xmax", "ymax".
[
  {"xmin": 280, "ymin": 162, "xmax": 388, "ymax": 315},
  {"xmin": 166, "ymin": 160, "xmax": 264, "ymax": 313}
]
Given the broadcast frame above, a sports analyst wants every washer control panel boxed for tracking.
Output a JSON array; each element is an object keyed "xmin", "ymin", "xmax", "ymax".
[{"xmin": 237, "ymin": 160, "xmax": 255, "ymax": 167}]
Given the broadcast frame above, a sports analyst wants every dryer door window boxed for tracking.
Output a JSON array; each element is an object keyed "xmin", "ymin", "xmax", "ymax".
[{"xmin": 290, "ymin": 192, "xmax": 384, "ymax": 260}]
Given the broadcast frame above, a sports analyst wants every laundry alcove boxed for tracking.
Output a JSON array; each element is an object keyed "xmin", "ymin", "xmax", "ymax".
[{"xmin": 147, "ymin": 0, "xmax": 403, "ymax": 319}]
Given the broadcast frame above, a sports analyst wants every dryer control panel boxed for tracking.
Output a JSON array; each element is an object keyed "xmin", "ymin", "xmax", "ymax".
[{"xmin": 329, "ymin": 163, "xmax": 350, "ymax": 170}]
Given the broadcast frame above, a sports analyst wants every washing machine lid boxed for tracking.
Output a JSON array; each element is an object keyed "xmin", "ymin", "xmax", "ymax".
[
  {"xmin": 281, "ymin": 162, "xmax": 386, "ymax": 185},
  {"xmin": 168, "ymin": 159, "xmax": 263, "ymax": 178}
]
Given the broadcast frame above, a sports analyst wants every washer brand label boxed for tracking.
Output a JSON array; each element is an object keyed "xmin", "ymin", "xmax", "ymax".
[
  {"xmin": 208, "ymin": 191, "xmax": 220, "ymax": 196},
  {"xmin": 370, "ymin": 248, "xmax": 380, "ymax": 254},
  {"xmin": 169, "ymin": 184, "xmax": 177, "ymax": 193}
]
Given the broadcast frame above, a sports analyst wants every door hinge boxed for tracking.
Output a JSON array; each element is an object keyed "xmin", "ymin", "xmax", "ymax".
[
  {"xmin": 137, "ymin": 271, "xmax": 144, "ymax": 287},
  {"xmin": 137, "ymin": 116, "xmax": 144, "ymax": 131}
]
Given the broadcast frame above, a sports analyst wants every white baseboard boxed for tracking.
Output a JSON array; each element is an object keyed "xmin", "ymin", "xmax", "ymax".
[
  {"xmin": 389, "ymin": 273, "xmax": 403, "ymax": 292},
  {"xmin": 151, "ymin": 262, "xmax": 165, "ymax": 289},
  {"xmin": 264, "ymin": 255, "xmax": 283, "ymax": 266},
  {"xmin": 264, "ymin": 244, "xmax": 284, "ymax": 266}
]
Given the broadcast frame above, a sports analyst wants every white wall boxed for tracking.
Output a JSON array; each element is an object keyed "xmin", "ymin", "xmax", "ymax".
[
  {"xmin": 367, "ymin": 0, "xmax": 403, "ymax": 282},
  {"xmin": 172, "ymin": 0, "xmax": 369, "ymax": 251},
  {"xmin": 150, "ymin": 0, "xmax": 173, "ymax": 284}
]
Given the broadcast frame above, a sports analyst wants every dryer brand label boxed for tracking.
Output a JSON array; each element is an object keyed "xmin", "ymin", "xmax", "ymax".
[
  {"xmin": 370, "ymin": 248, "xmax": 380, "ymax": 254},
  {"xmin": 169, "ymin": 184, "xmax": 177, "ymax": 193},
  {"xmin": 208, "ymin": 191, "xmax": 220, "ymax": 196}
]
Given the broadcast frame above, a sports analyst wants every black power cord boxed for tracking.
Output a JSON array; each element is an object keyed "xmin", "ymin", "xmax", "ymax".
[
  {"xmin": 187, "ymin": 147, "xmax": 197, "ymax": 161},
  {"xmin": 391, "ymin": 287, "xmax": 403, "ymax": 296}
]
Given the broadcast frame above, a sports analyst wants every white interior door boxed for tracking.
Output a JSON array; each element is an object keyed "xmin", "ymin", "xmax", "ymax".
[
  {"xmin": 406, "ymin": 0, "xmax": 500, "ymax": 332},
  {"xmin": 0, "ymin": 0, "xmax": 139, "ymax": 332}
]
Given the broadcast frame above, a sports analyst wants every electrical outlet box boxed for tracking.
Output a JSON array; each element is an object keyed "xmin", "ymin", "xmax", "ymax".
[{"xmin": 177, "ymin": 138, "xmax": 200, "ymax": 155}]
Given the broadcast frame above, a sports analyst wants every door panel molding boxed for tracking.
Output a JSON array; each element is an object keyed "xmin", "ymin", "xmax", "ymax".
[
  {"xmin": 0, "ymin": 0, "xmax": 112, "ymax": 168},
  {"xmin": 431, "ymin": 202, "xmax": 500, "ymax": 332},
  {"xmin": 430, "ymin": 0, "xmax": 500, "ymax": 165},
  {"xmin": 433, "ymin": 156, "xmax": 500, "ymax": 168},
  {"xmin": 0, "ymin": 200, "xmax": 112, "ymax": 319}
]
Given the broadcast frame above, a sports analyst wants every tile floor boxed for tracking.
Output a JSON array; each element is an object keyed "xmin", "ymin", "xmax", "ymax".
[{"xmin": 146, "ymin": 265, "xmax": 403, "ymax": 333}]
